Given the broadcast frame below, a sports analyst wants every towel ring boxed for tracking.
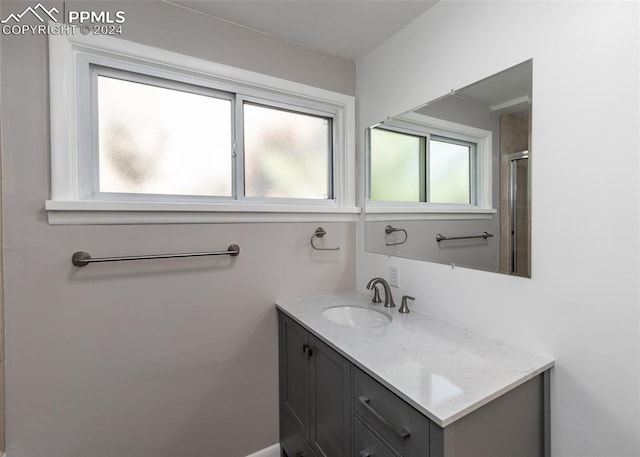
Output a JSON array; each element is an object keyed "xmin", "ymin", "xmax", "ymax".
[
  {"xmin": 385, "ymin": 225, "xmax": 408, "ymax": 246},
  {"xmin": 311, "ymin": 227, "xmax": 340, "ymax": 251}
]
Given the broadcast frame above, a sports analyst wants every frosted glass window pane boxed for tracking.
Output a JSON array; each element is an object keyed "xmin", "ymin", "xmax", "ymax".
[
  {"xmin": 429, "ymin": 138, "xmax": 470, "ymax": 204},
  {"xmin": 243, "ymin": 103, "xmax": 331, "ymax": 199},
  {"xmin": 97, "ymin": 76, "xmax": 232, "ymax": 196},
  {"xmin": 369, "ymin": 128, "xmax": 421, "ymax": 201}
]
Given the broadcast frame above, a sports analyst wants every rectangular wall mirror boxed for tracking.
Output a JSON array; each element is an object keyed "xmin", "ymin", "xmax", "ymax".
[{"xmin": 365, "ymin": 60, "xmax": 532, "ymax": 277}]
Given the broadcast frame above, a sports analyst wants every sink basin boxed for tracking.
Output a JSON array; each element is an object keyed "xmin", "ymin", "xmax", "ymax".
[{"xmin": 322, "ymin": 306, "xmax": 391, "ymax": 328}]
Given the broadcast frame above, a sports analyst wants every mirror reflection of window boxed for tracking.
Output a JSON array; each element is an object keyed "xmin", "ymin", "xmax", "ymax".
[
  {"xmin": 369, "ymin": 127, "xmax": 476, "ymax": 205},
  {"xmin": 428, "ymin": 136, "xmax": 473, "ymax": 205},
  {"xmin": 369, "ymin": 128, "xmax": 422, "ymax": 202}
]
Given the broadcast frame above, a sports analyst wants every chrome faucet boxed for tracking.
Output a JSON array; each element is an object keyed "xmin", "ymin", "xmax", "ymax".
[{"xmin": 366, "ymin": 277, "xmax": 396, "ymax": 308}]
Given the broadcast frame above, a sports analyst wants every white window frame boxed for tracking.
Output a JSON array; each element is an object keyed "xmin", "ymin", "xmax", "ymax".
[
  {"xmin": 46, "ymin": 29, "xmax": 358, "ymax": 224},
  {"xmin": 365, "ymin": 112, "xmax": 496, "ymax": 222}
]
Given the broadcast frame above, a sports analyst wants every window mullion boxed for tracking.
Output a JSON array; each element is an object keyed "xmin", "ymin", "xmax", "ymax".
[
  {"xmin": 423, "ymin": 133, "xmax": 430, "ymax": 203},
  {"xmin": 233, "ymin": 95, "xmax": 246, "ymax": 200}
]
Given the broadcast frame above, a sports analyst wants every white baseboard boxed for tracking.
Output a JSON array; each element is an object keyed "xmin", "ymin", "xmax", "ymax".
[{"xmin": 246, "ymin": 443, "xmax": 280, "ymax": 457}]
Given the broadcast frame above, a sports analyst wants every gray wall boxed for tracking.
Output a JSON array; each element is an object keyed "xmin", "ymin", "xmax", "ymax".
[
  {"xmin": 0, "ymin": 2, "xmax": 356, "ymax": 456},
  {"xmin": 68, "ymin": 0, "xmax": 356, "ymax": 96}
]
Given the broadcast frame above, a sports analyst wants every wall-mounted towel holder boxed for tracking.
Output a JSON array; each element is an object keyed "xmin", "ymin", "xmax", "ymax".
[
  {"xmin": 311, "ymin": 227, "xmax": 340, "ymax": 251},
  {"xmin": 385, "ymin": 225, "xmax": 408, "ymax": 246},
  {"xmin": 436, "ymin": 232, "xmax": 494, "ymax": 242},
  {"xmin": 71, "ymin": 244, "xmax": 240, "ymax": 267}
]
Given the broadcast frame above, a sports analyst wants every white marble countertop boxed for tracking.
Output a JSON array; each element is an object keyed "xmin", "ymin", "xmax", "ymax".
[{"xmin": 276, "ymin": 291, "xmax": 554, "ymax": 427}]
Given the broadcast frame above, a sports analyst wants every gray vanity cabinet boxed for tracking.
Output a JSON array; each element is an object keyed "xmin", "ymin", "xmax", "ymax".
[
  {"xmin": 278, "ymin": 309, "xmax": 549, "ymax": 457},
  {"xmin": 353, "ymin": 365, "xmax": 548, "ymax": 457},
  {"xmin": 279, "ymin": 312, "xmax": 351, "ymax": 457}
]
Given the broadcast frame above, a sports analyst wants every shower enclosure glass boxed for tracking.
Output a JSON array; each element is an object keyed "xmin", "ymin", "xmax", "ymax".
[{"xmin": 509, "ymin": 151, "xmax": 530, "ymax": 276}]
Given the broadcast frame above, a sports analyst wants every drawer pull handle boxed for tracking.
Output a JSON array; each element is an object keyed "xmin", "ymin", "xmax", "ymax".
[
  {"xmin": 358, "ymin": 395, "xmax": 411, "ymax": 440},
  {"xmin": 359, "ymin": 451, "xmax": 371, "ymax": 457}
]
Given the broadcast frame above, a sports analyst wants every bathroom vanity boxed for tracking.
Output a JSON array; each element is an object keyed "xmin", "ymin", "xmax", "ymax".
[{"xmin": 277, "ymin": 292, "xmax": 553, "ymax": 457}]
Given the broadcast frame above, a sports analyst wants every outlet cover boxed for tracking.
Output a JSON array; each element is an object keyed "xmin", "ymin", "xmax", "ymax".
[{"xmin": 389, "ymin": 265, "xmax": 399, "ymax": 287}]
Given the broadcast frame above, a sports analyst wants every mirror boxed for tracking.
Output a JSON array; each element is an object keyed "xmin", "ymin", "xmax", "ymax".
[{"xmin": 365, "ymin": 60, "xmax": 532, "ymax": 277}]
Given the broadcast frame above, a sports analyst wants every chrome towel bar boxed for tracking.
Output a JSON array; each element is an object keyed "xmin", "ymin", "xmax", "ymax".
[
  {"xmin": 436, "ymin": 232, "xmax": 494, "ymax": 242},
  {"xmin": 71, "ymin": 244, "xmax": 240, "ymax": 267}
]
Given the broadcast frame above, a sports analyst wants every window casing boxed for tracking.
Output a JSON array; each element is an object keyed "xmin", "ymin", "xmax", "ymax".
[{"xmin": 47, "ymin": 31, "xmax": 357, "ymax": 224}]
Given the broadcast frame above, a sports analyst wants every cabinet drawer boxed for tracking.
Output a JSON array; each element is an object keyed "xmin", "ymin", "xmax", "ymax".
[
  {"xmin": 353, "ymin": 417, "xmax": 399, "ymax": 457},
  {"xmin": 353, "ymin": 367, "xmax": 430, "ymax": 457},
  {"xmin": 281, "ymin": 408, "xmax": 315, "ymax": 457}
]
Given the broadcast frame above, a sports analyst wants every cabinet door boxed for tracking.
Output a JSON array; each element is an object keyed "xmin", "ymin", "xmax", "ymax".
[
  {"xmin": 280, "ymin": 405, "xmax": 315, "ymax": 457},
  {"xmin": 279, "ymin": 314, "xmax": 311, "ymax": 440},
  {"xmin": 309, "ymin": 335, "xmax": 351, "ymax": 457}
]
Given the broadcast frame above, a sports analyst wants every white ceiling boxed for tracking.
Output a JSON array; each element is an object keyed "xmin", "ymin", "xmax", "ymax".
[{"xmin": 167, "ymin": 1, "xmax": 438, "ymax": 61}]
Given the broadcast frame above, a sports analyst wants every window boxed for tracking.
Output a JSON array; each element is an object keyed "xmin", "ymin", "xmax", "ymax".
[
  {"xmin": 242, "ymin": 102, "xmax": 332, "ymax": 199},
  {"xmin": 366, "ymin": 114, "xmax": 493, "ymax": 217},
  {"xmin": 47, "ymin": 32, "xmax": 356, "ymax": 224},
  {"xmin": 93, "ymin": 69, "xmax": 334, "ymax": 203},
  {"xmin": 96, "ymin": 72, "xmax": 234, "ymax": 198}
]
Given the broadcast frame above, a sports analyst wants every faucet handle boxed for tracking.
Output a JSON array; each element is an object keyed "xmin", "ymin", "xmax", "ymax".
[
  {"xmin": 399, "ymin": 295, "xmax": 414, "ymax": 314},
  {"xmin": 371, "ymin": 285, "xmax": 382, "ymax": 303}
]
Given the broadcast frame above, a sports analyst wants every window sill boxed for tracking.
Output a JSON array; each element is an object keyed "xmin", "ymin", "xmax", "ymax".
[
  {"xmin": 45, "ymin": 200, "xmax": 361, "ymax": 225},
  {"xmin": 365, "ymin": 203, "xmax": 496, "ymax": 221}
]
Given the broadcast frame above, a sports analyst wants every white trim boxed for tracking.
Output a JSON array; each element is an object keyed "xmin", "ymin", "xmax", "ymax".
[
  {"xmin": 366, "ymin": 201, "xmax": 495, "ymax": 214},
  {"xmin": 393, "ymin": 112, "xmax": 491, "ymax": 139},
  {"xmin": 246, "ymin": 443, "xmax": 280, "ymax": 457},
  {"xmin": 47, "ymin": 212, "xmax": 359, "ymax": 225},
  {"xmin": 48, "ymin": 26, "xmax": 356, "ymax": 224},
  {"xmin": 366, "ymin": 200, "xmax": 496, "ymax": 221},
  {"xmin": 45, "ymin": 200, "xmax": 360, "ymax": 224},
  {"xmin": 365, "ymin": 212, "xmax": 494, "ymax": 222}
]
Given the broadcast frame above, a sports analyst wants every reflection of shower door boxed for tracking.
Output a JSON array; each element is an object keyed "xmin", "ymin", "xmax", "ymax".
[{"xmin": 509, "ymin": 152, "xmax": 530, "ymax": 276}]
